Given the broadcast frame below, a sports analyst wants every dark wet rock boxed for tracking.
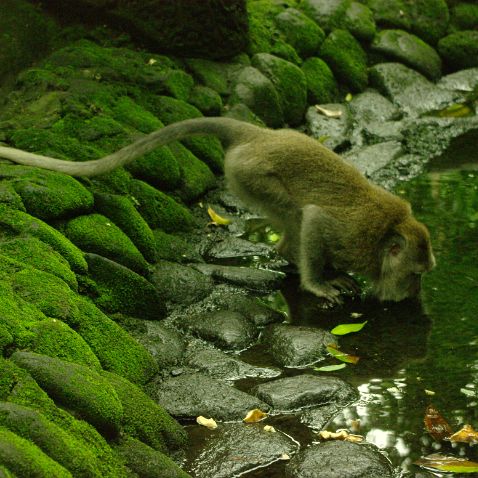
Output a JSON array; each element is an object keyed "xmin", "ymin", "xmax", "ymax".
[
  {"xmin": 253, "ymin": 375, "xmax": 358, "ymax": 411},
  {"xmin": 369, "ymin": 63, "xmax": 462, "ymax": 117},
  {"xmin": 191, "ymin": 263, "xmax": 285, "ymax": 292},
  {"xmin": 285, "ymin": 441, "xmax": 394, "ymax": 478},
  {"xmin": 349, "ymin": 89, "xmax": 400, "ymax": 123},
  {"xmin": 301, "ymin": 402, "xmax": 349, "ymax": 430},
  {"xmin": 147, "ymin": 372, "xmax": 269, "ymax": 421},
  {"xmin": 345, "ymin": 141, "xmax": 405, "ymax": 177},
  {"xmin": 189, "ymin": 422, "xmax": 298, "ymax": 478},
  {"xmin": 85, "ymin": 253, "xmax": 165, "ymax": 320},
  {"xmin": 438, "ymin": 68, "xmax": 478, "ymax": 92},
  {"xmin": 229, "ymin": 66, "xmax": 284, "ymax": 127},
  {"xmin": 204, "ymin": 236, "xmax": 274, "ymax": 261},
  {"xmin": 358, "ymin": 121, "xmax": 404, "ymax": 147},
  {"xmin": 153, "ymin": 230, "xmax": 204, "ymax": 264},
  {"xmin": 180, "ymin": 309, "xmax": 258, "ymax": 350},
  {"xmin": 151, "ymin": 260, "xmax": 214, "ymax": 306},
  {"xmin": 10, "ymin": 351, "xmax": 123, "ymax": 436},
  {"xmin": 185, "ymin": 344, "xmax": 281, "ymax": 380},
  {"xmin": 275, "ymin": 8, "xmax": 326, "ymax": 58},
  {"xmin": 319, "ymin": 29, "xmax": 368, "ymax": 93},
  {"xmin": 263, "ymin": 324, "xmax": 337, "ymax": 367},
  {"xmin": 251, "ymin": 53, "xmax": 307, "ymax": 126},
  {"xmin": 305, "ymin": 103, "xmax": 352, "ymax": 150},
  {"xmin": 301, "ymin": 57, "xmax": 339, "ymax": 104},
  {"xmin": 372, "ymin": 30, "xmax": 441, "ymax": 80},
  {"xmin": 438, "ymin": 31, "xmax": 478, "ymax": 71},
  {"xmin": 343, "ymin": 2, "xmax": 376, "ymax": 42}
]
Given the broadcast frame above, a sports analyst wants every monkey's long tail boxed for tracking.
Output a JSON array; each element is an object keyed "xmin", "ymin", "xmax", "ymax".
[{"xmin": 0, "ymin": 117, "xmax": 260, "ymax": 177}]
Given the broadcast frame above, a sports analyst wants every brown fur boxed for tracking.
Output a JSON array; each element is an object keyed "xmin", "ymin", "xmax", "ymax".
[{"xmin": 0, "ymin": 117, "xmax": 435, "ymax": 304}]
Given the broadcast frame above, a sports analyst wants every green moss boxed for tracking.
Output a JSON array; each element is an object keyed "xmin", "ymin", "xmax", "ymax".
[
  {"xmin": 343, "ymin": 2, "xmax": 376, "ymax": 41},
  {"xmin": 438, "ymin": 31, "xmax": 478, "ymax": 70},
  {"xmin": 450, "ymin": 3, "xmax": 478, "ymax": 31},
  {"xmin": 168, "ymin": 142, "xmax": 216, "ymax": 203},
  {"xmin": 301, "ymin": 57, "xmax": 339, "ymax": 104},
  {"xmin": 0, "ymin": 426, "xmax": 71, "ymax": 477},
  {"xmin": 0, "ymin": 237, "xmax": 78, "ymax": 290},
  {"xmin": 153, "ymin": 230, "xmax": 204, "ymax": 263},
  {"xmin": 103, "ymin": 371, "xmax": 188, "ymax": 452},
  {"xmin": 111, "ymin": 96, "xmax": 162, "ymax": 134},
  {"xmin": 115, "ymin": 436, "xmax": 191, "ymax": 478},
  {"xmin": 15, "ymin": 68, "xmax": 69, "ymax": 91},
  {"xmin": 64, "ymin": 213, "xmax": 148, "ymax": 274},
  {"xmin": 10, "ymin": 351, "xmax": 123, "ymax": 436},
  {"xmin": 128, "ymin": 179, "xmax": 196, "ymax": 232},
  {"xmin": 0, "ymin": 182, "xmax": 25, "ymax": 210},
  {"xmin": 269, "ymin": 41, "xmax": 302, "ymax": 65},
  {"xmin": 94, "ymin": 193, "xmax": 157, "ymax": 263},
  {"xmin": 153, "ymin": 69, "xmax": 195, "ymax": 101},
  {"xmin": 28, "ymin": 319, "xmax": 102, "ymax": 370},
  {"xmin": 90, "ymin": 167, "xmax": 133, "ymax": 195},
  {"xmin": 319, "ymin": 29, "xmax": 368, "ymax": 92},
  {"xmin": 188, "ymin": 85, "xmax": 223, "ymax": 116},
  {"xmin": 75, "ymin": 297, "xmax": 159, "ymax": 384},
  {"xmin": 185, "ymin": 58, "xmax": 230, "ymax": 95}
]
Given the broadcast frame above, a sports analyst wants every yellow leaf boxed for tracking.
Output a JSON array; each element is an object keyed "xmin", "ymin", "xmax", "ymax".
[
  {"xmin": 243, "ymin": 409, "xmax": 268, "ymax": 423},
  {"xmin": 450, "ymin": 424, "xmax": 478, "ymax": 444},
  {"xmin": 196, "ymin": 416, "xmax": 218, "ymax": 429},
  {"xmin": 207, "ymin": 206, "xmax": 231, "ymax": 226}
]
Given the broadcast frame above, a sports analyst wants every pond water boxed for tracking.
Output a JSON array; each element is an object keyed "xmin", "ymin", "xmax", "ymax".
[{"xmin": 184, "ymin": 160, "xmax": 478, "ymax": 477}]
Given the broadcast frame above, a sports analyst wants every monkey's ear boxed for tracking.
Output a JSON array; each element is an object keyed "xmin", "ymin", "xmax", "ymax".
[{"xmin": 384, "ymin": 233, "xmax": 406, "ymax": 257}]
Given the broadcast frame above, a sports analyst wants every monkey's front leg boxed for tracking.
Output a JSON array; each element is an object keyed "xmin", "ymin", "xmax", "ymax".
[{"xmin": 298, "ymin": 205, "xmax": 350, "ymax": 305}]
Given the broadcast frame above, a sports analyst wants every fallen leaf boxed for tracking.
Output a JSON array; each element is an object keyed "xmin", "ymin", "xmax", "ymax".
[
  {"xmin": 264, "ymin": 425, "xmax": 276, "ymax": 433},
  {"xmin": 243, "ymin": 409, "xmax": 268, "ymax": 423},
  {"xmin": 345, "ymin": 93, "xmax": 353, "ymax": 102},
  {"xmin": 461, "ymin": 388, "xmax": 476, "ymax": 397},
  {"xmin": 319, "ymin": 429, "xmax": 363, "ymax": 443},
  {"xmin": 196, "ymin": 416, "xmax": 218, "ymax": 429},
  {"xmin": 450, "ymin": 424, "xmax": 478, "ymax": 444},
  {"xmin": 350, "ymin": 312, "xmax": 363, "ymax": 319},
  {"xmin": 424, "ymin": 389, "xmax": 435, "ymax": 396},
  {"xmin": 315, "ymin": 105, "xmax": 342, "ymax": 118},
  {"xmin": 424, "ymin": 405, "xmax": 453, "ymax": 441},
  {"xmin": 331, "ymin": 321, "xmax": 367, "ymax": 335},
  {"xmin": 414, "ymin": 454, "xmax": 478, "ymax": 473},
  {"xmin": 280, "ymin": 454, "xmax": 291, "ymax": 460},
  {"xmin": 207, "ymin": 206, "xmax": 231, "ymax": 226},
  {"xmin": 327, "ymin": 345, "xmax": 360, "ymax": 364},
  {"xmin": 314, "ymin": 363, "xmax": 347, "ymax": 372}
]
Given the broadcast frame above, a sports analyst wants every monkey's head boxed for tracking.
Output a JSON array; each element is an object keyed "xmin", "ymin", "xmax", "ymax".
[{"xmin": 373, "ymin": 217, "xmax": 435, "ymax": 302}]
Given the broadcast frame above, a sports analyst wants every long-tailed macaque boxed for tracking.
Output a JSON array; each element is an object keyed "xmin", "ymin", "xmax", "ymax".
[{"xmin": 0, "ymin": 117, "xmax": 435, "ymax": 304}]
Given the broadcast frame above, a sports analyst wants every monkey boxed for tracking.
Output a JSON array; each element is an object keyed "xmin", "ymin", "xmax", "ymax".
[{"xmin": 0, "ymin": 117, "xmax": 435, "ymax": 304}]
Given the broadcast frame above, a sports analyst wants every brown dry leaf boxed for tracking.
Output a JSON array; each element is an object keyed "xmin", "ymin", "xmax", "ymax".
[
  {"xmin": 314, "ymin": 105, "xmax": 342, "ymax": 118},
  {"xmin": 414, "ymin": 454, "xmax": 478, "ymax": 473},
  {"xmin": 207, "ymin": 206, "xmax": 231, "ymax": 226},
  {"xmin": 318, "ymin": 429, "xmax": 364, "ymax": 443},
  {"xmin": 196, "ymin": 416, "xmax": 218, "ymax": 429},
  {"xmin": 424, "ymin": 405, "xmax": 453, "ymax": 441},
  {"xmin": 243, "ymin": 409, "xmax": 268, "ymax": 423},
  {"xmin": 450, "ymin": 424, "xmax": 478, "ymax": 445},
  {"xmin": 326, "ymin": 344, "xmax": 360, "ymax": 364}
]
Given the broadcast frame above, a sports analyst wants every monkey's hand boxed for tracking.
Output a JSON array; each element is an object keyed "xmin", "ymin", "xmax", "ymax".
[
  {"xmin": 329, "ymin": 273, "xmax": 361, "ymax": 295},
  {"xmin": 301, "ymin": 280, "xmax": 344, "ymax": 305}
]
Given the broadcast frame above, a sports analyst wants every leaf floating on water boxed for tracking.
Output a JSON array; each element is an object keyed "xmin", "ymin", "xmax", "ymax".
[
  {"xmin": 424, "ymin": 405, "xmax": 453, "ymax": 441},
  {"xmin": 435, "ymin": 103, "xmax": 473, "ymax": 118},
  {"xmin": 414, "ymin": 454, "xmax": 478, "ymax": 473},
  {"xmin": 207, "ymin": 206, "xmax": 231, "ymax": 226},
  {"xmin": 319, "ymin": 429, "xmax": 364, "ymax": 443},
  {"xmin": 331, "ymin": 321, "xmax": 367, "ymax": 335},
  {"xmin": 243, "ymin": 409, "xmax": 268, "ymax": 423},
  {"xmin": 196, "ymin": 416, "xmax": 218, "ymax": 429},
  {"xmin": 327, "ymin": 345, "xmax": 360, "ymax": 364},
  {"xmin": 315, "ymin": 105, "xmax": 342, "ymax": 118},
  {"xmin": 314, "ymin": 363, "xmax": 347, "ymax": 372},
  {"xmin": 450, "ymin": 424, "xmax": 478, "ymax": 445}
]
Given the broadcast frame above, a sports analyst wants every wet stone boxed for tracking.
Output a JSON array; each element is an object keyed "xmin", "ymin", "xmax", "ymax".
[
  {"xmin": 349, "ymin": 89, "xmax": 400, "ymax": 123},
  {"xmin": 253, "ymin": 375, "xmax": 358, "ymax": 412},
  {"xmin": 191, "ymin": 263, "xmax": 285, "ymax": 292},
  {"xmin": 285, "ymin": 441, "xmax": 394, "ymax": 478},
  {"xmin": 263, "ymin": 324, "xmax": 337, "ymax": 367},
  {"xmin": 301, "ymin": 402, "xmax": 348, "ymax": 431},
  {"xmin": 185, "ymin": 345, "xmax": 281, "ymax": 381},
  {"xmin": 148, "ymin": 372, "xmax": 269, "ymax": 421},
  {"xmin": 438, "ymin": 68, "xmax": 478, "ymax": 92},
  {"xmin": 180, "ymin": 309, "xmax": 258, "ymax": 351},
  {"xmin": 359, "ymin": 121, "xmax": 403, "ymax": 146},
  {"xmin": 204, "ymin": 236, "xmax": 274, "ymax": 261},
  {"xmin": 189, "ymin": 422, "xmax": 298, "ymax": 478}
]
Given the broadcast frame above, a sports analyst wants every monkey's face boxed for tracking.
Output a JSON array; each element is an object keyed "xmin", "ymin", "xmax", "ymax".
[{"xmin": 373, "ymin": 219, "xmax": 435, "ymax": 302}]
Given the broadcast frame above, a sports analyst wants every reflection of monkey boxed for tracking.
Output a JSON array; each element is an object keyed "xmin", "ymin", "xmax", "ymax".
[{"xmin": 0, "ymin": 117, "xmax": 435, "ymax": 304}]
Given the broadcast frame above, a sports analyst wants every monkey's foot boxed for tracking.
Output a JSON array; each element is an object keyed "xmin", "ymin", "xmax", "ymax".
[
  {"xmin": 301, "ymin": 281, "xmax": 344, "ymax": 305},
  {"xmin": 328, "ymin": 274, "xmax": 361, "ymax": 295}
]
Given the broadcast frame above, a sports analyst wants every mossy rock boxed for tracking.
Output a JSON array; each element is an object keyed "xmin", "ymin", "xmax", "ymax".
[
  {"xmin": 10, "ymin": 351, "xmax": 123, "ymax": 436},
  {"xmin": 0, "ymin": 182, "xmax": 25, "ymax": 210},
  {"xmin": 372, "ymin": 29, "xmax": 442, "ymax": 80},
  {"xmin": 169, "ymin": 142, "xmax": 216, "ymax": 203},
  {"xmin": 438, "ymin": 31, "xmax": 478, "ymax": 70},
  {"xmin": 343, "ymin": 2, "xmax": 376, "ymax": 41},
  {"xmin": 251, "ymin": 53, "xmax": 307, "ymax": 126},
  {"xmin": 146, "ymin": 69, "xmax": 195, "ymax": 101},
  {"xmin": 153, "ymin": 230, "xmax": 204, "ymax": 264},
  {"xmin": 319, "ymin": 29, "xmax": 368, "ymax": 92},
  {"xmin": 128, "ymin": 179, "xmax": 196, "ymax": 232},
  {"xmin": 449, "ymin": 3, "xmax": 478, "ymax": 32},
  {"xmin": 367, "ymin": 0, "xmax": 449, "ymax": 45},
  {"xmin": 0, "ymin": 426, "xmax": 71, "ymax": 477},
  {"xmin": 148, "ymin": 96, "xmax": 224, "ymax": 172},
  {"xmin": 27, "ymin": 319, "xmax": 102, "ymax": 370},
  {"xmin": 301, "ymin": 0, "xmax": 351, "ymax": 31},
  {"xmin": 0, "ymin": 402, "xmax": 108, "ymax": 477},
  {"xmin": 111, "ymin": 96, "xmax": 163, "ymax": 134},
  {"xmin": 0, "ymin": 165, "xmax": 93, "ymax": 221},
  {"xmin": 275, "ymin": 8, "xmax": 326, "ymax": 58},
  {"xmin": 188, "ymin": 85, "xmax": 223, "ymax": 116},
  {"xmin": 229, "ymin": 66, "xmax": 284, "ymax": 127},
  {"xmin": 301, "ymin": 57, "xmax": 339, "ymax": 104},
  {"xmin": 223, "ymin": 103, "xmax": 266, "ymax": 126},
  {"xmin": 84, "ymin": 253, "xmax": 165, "ymax": 322},
  {"xmin": 103, "ymin": 371, "xmax": 188, "ymax": 452},
  {"xmin": 94, "ymin": 193, "xmax": 157, "ymax": 263},
  {"xmin": 0, "ymin": 206, "xmax": 87, "ymax": 273},
  {"xmin": 185, "ymin": 58, "xmax": 230, "ymax": 95},
  {"xmin": 0, "ymin": 237, "xmax": 78, "ymax": 290},
  {"xmin": 64, "ymin": 213, "xmax": 148, "ymax": 274},
  {"xmin": 114, "ymin": 436, "xmax": 191, "ymax": 478}
]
